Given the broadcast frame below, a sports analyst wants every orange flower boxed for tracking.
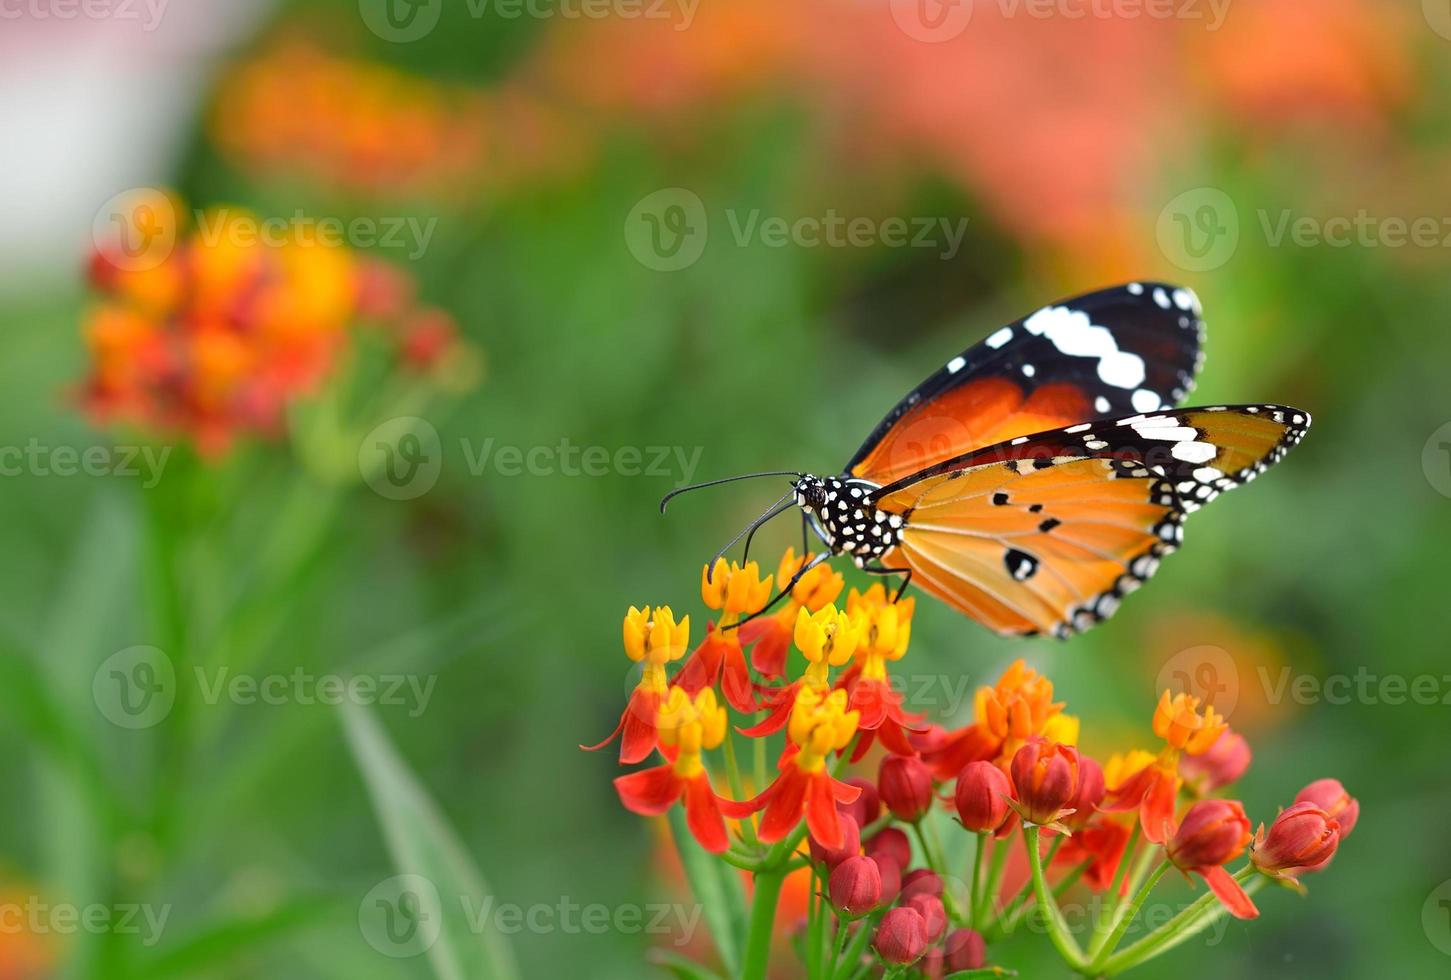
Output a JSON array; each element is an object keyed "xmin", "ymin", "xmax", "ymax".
[
  {"xmin": 840, "ymin": 585, "xmax": 922, "ymax": 759},
  {"xmin": 676, "ymin": 560, "xmax": 772, "ymax": 711},
  {"xmin": 583, "ymin": 605, "xmax": 690, "ymax": 764},
  {"xmin": 922, "ymin": 660, "xmax": 1063, "ymax": 780},
  {"xmin": 1153, "ymin": 691, "xmax": 1227, "ymax": 755},
  {"xmin": 738, "ymin": 549, "xmax": 843, "ymax": 679},
  {"xmin": 741, "ymin": 603, "xmax": 858, "ymax": 739},
  {"xmin": 614, "ymin": 688, "xmax": 740, "ymax": 853},
  {"xmin": 728, "ymin": 687, "xmax": 862, "ymax": 849}
]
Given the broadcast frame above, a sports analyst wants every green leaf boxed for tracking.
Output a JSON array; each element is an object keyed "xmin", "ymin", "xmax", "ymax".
[{"xmin": 341, "ymin": 701, "xmax": 518, "ymax": 980}]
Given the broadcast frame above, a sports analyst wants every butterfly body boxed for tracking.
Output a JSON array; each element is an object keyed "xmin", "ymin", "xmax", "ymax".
[
  {"xmin": 793, "ymin": 474, "xmax": 904, "ymax": 566},
  {"xmin": 681, "ymin": 282, "xmax": 1311, "ymax": 641}
]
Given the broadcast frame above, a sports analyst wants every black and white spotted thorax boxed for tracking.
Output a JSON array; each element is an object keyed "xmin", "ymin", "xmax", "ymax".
[{"xmin": 794, "ymin": 475, "xmax": 905, "ymax": 567}]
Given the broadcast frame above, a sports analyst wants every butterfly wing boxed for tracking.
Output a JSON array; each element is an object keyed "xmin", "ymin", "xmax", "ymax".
[
  {"xmin": 847, "ymin": 282, "xmax": 1206, "ymax": 486},
  {"xmin": 869, "ymin": 405, "xmax": 1311, "ymax": 639}
]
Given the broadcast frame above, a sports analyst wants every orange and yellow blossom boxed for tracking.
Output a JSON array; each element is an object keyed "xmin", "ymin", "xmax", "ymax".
[
  {"xmin": 730, "ymin": 687, "xmax": 862, "ymax": 850},
  {"xmin": 677, "ymin": 560, "xmax": 772, "ymax": 712},
  {"xmin": 739, "ymin": 549, "xmax": 844, "ymax": 678},
  {"xmin": 841, "ymin": 585, "xmax": 922, "ymax": 759},
  {"xmin": 920, "ymin": 659, "xmax": 1064, "ymax": 780},
  {"xmin": 1104, "ymin": 692, "xmax": 1227, "ymax": 842},
  {"xmin": 615, "ymin": 687, "xmax": 740, "ymax": 854},
  {"xmin": 583, "ymin": 605, "xmax": 690, "ymax": 764},
  {"xmin": 742, "ymin": 604, "xmax": 858, "ymax": 738}
]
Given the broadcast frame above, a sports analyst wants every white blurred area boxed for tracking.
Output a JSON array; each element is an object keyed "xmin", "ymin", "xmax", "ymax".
[{"xmin": 0, "ymin": 0, "xmax": 272, "ymax": 295}]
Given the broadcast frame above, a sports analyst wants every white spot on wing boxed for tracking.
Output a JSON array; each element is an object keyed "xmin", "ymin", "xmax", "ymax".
[
  {"xmin": 1131, "ymin": 389, "xmax": 1162, "ymax": 413},
  {"xmin": 1021, "ymin": 306, "xmax": 1147, "ymax": 390},
  {"xmin": 985, "ymin": 327, "xmax": 1013, "ymax": 349},
  {"xmin": 947, "ymin": 355, "xmax": 967, "ymax": 373},
  {"xmin": 1171, "ymin": 441, "xmax": 1218, "ymax": 464}
]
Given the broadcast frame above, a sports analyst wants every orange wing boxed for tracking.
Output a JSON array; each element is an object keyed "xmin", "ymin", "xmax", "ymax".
[
  {"xmin": 846, "ymin": 282, "xmax": 1204, "ymax": 485},
  {"xmin": 869, "ymin": 405, "xmax": 1311, "ymax": 638}
]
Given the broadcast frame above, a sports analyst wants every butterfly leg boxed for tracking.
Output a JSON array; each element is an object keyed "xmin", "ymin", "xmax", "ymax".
[
  {"xmin": 862, "ymin": 563, "xmax": 914, "ymax": 603},
  {"xmin": 724, "ymin": 551, "xmax": 830, "ymax": 631}
]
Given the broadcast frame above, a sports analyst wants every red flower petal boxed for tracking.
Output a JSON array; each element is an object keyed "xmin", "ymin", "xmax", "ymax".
[
  {"xmin": 806, "ymin": 772, "xmax": 845, "ymax": 850},
  {"xmin": 721, "ymin": 639, "xmax": 758, "ymax": 713},
  {"xmin": 737, "ymin": 682, "xmax": 799, "ymax": 737},
  {"xmin": 614, "ymin": 765, "xmax": 683, "ymax": 816},
  {"xmin": 921, "ymin": 723, "xmax": 1002, "ymax": 782},
  {"xmin": 619, "ymin": 687, "xmax": 662, "ymax": 766},
  {"xmin": 741, "ymin": 618, "xmax": 791, "ymax": 678},
  {"xmin": 1199, "ymin": 865, "xmax": 1259, "ymax": 920},
  {"xmin": 758, "ymin": 768, "xmax": 810, "ymax": 843},
  {"xmin": 683, "ymin": 773, "xmax": 731, "ymax": 853}
]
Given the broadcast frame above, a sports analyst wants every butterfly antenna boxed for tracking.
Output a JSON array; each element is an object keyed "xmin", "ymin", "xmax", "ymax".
[
  {"xmin": 704, "ymin": 488, "xmax": 795, "ymax": 582},
  {"xmin": 660, "ymin": 470, "xmax": 802, "ymax": 514}
]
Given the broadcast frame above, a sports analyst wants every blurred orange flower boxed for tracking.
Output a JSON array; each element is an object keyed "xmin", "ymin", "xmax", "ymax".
[{"xmin": 82, "ymin": 197, "xmax": 464, "ymax": 458}]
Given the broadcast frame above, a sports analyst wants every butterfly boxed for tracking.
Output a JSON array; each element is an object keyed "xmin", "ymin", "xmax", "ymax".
[{"xmin": 663, "ymin": 282, "xmax": 1310, "ymax": 639}]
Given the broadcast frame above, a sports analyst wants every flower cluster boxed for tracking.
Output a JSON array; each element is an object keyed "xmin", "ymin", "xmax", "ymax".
[
  {"xmin": 211, "ymin": 39, "xmax": 586, "ymax": 199},
  {"xmin": 588, "ymin": 547, "xmax": 1358, "ymax": 979},
  {"xmin": 82, "ymin": 197, "xmax": 467, "ymax": 457}
]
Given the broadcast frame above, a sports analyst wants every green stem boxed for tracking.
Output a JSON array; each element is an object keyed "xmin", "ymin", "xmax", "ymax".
[
  {"xmin": 1024, "ymin": 825, "xmax": 1085, "ymax": 970},
  {"xmin": 988, "ymin": 841, "xmax": 1075, "ymax": 939},
  {"xmin": 912, "ymin": 822, "xmax": 964, "ymax": 923},
  {"xmin": 976, "ymin": 832, "xmax": 1012, "ymax": 930},
  {"xmin": 1085, "ymin": 823, "xmax": 1141, "ymax": 959},
  {"xmin": 1086, "ymin": 860, "xmax": 1171, "ymax": 972},
  {"xmin": 831, "ymin": 916, "xmax": 873, "ymax": 980},
  {"xmin": 740, "ymin": 870, "xmax": 786, "ymax": 980},
  {"xmin": 825, "ymin": 913, "xmax": 850, "ymax": 979},
  {"xmin": 722, "ymin": 735, "xmax": 758, "ymax": 846},
  {"xmin": 969, "ymin": 832, "xmax": 987, "ymax": 926},
  {"xmin": 1101, "ymin": 866, "xmax": 1262, "ymax": 975}
]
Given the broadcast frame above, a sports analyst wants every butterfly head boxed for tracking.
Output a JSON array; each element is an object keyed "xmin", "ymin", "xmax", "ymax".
[{"xmin": 792, "ymin": 474, "xmax": 828, "ymax": 513}]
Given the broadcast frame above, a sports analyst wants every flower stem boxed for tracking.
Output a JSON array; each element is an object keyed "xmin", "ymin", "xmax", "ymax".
[
  {"xmin": 1086, "ymin": 860, "xmax": 1171, "ymax": 972},
  {"xmin": 1100, "ymin": 865, "xmax": 1262, "ymax": 976},
  {"xmin": 976, "ymin": 831, "xmax": 1012, "ymax": 931},
  {"xmin": 740, "ymin": 869, "xmax": 786, "ymax": 980},
  {"xmin": 969, "ymin": 832, "xmax": 987, "ymax": 926},
  {"xmin": 722, "ymin": 734, "xmax": 758, "ymax": 846},
  {"xmin": 831, "ymin": 917, "xmax": 874, "ymax": 980},
  {"xmin": 1024, "ymin": 825, "xmax": 1085, "ymax": 970},
  {"xmin": 912, "ymin": 821, "xmax": 964, "ymax": 923},
  {"xmin": 1085, "ymin": 823, "xmax": 1140, "ymax": 959}
]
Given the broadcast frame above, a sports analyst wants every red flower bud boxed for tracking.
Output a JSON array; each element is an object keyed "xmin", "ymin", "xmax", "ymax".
[
  {"xmin": 839, "ymin": 776, "xmax": 881, "ymax": 830},
  {"xmin": 879, "ymin": 755, "xmax": 934, "ymax": 822},
  {"xmin": 810, "ymin": 814, "xmax": 861, "ymax": 869},
  {"xmin": 1063, "ymin": 755, "xmax": 1106, "ymax": 831},
  {"xmin": 1180, "ymin": 729, "xmax": 1252, "ymax": 795},
  {"xmin": 920, "ymin": 946, "xmax": 944, "ymax": 980},
  {"xmin": 1294, "ymin": 779, "xmax": 1358, "ymax": 839},
  {"xmin": 865, "ymin": 827, "xmax": 912, "ymax": 870},
  {"xmin": 905, "ymin": 893, "xmax": 947, "ymax": 942},
  {"xmin": 1167, "ymin": 799, "xmax": 1252, "ymax": 871},
  {"xmin": 871, "ymin": 855, "xmax": 902, "ymax": 906},
  {"xmin": 954, "ymin": 760, "xmax": 1013, "ymax": 833},
  {"xmin": 900, "ymin": 868, "xmax": 942, "ymax": 904},
  {"xmin": 1252, "ymin": 802, "xmax": 1340, "ymax": 877},
  {"xmin": 874, "ymin": 907, "xmax": 928, "ymax": 965},
  {"xmin": 945, "ymin": 928, "xmax": 986, "ymax": 972},
  {"xmin": 1008, "ymin": 738, "xmax": 1079, "ymax": 826},
  {"xmin": 829, "ymin": 855, "xmax": 883, "ymax": 918}
]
